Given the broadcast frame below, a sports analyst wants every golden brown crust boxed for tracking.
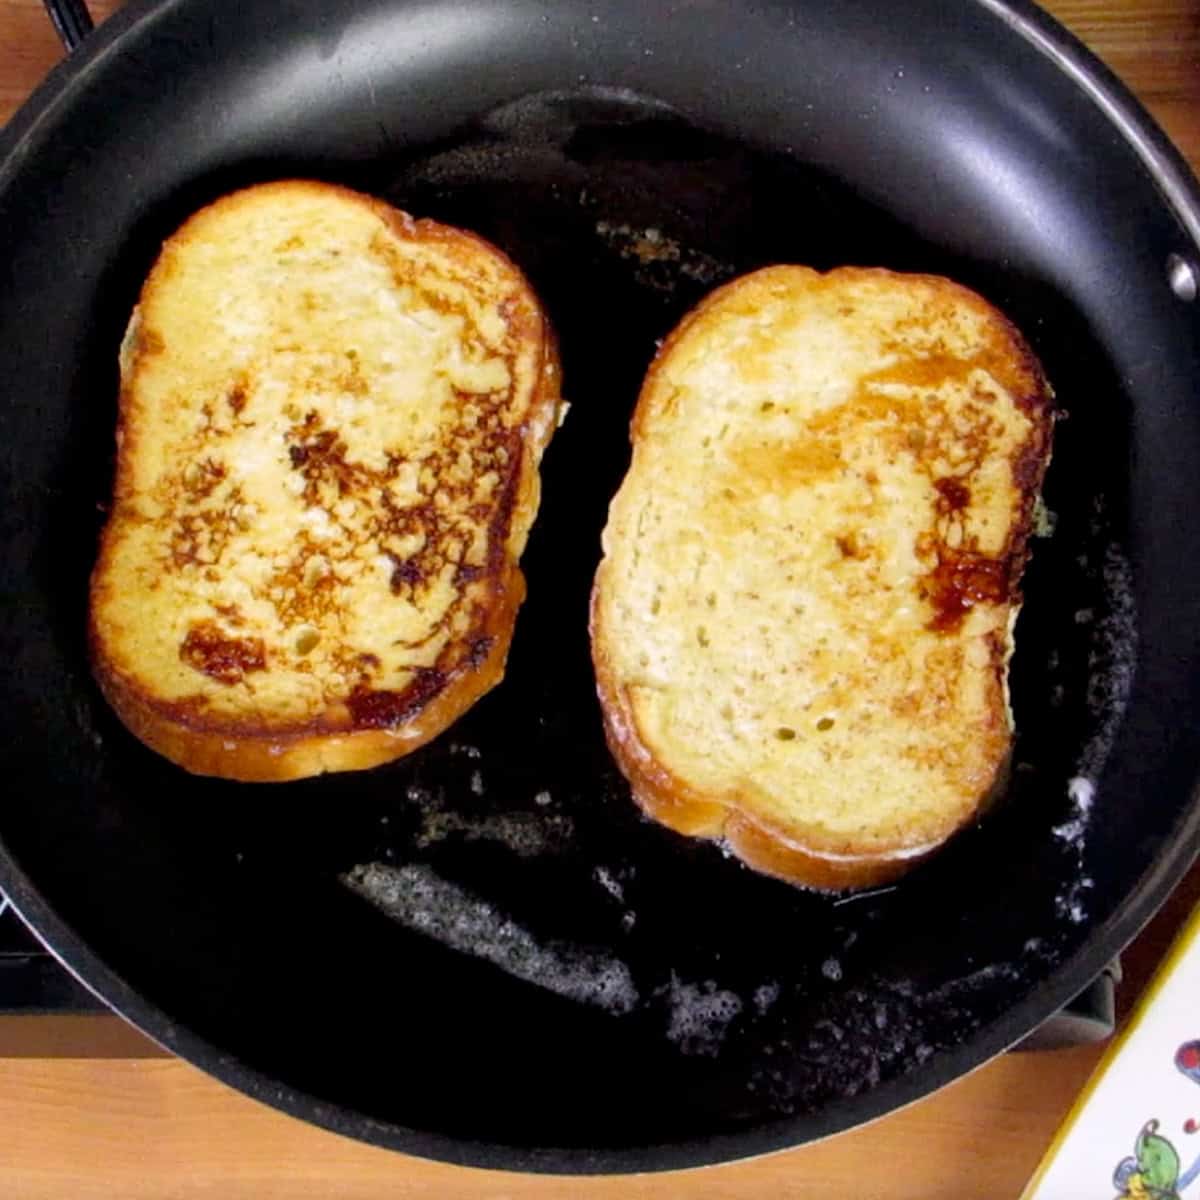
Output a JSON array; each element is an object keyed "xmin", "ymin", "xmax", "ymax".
[
  {"xmin": 589, "ymin": 613, "xmax": 729, "ymax": 838},
  {"xmin": 90, "ymin": 570, "xmax": 522, "ymax": 782},
  {"xmin": 591, "ymin": 265, "xmax": 1053, "ymax": 891},
  {"xmin": 90, "ymin": 180, "xmax": 561, "ymax": 781},
  {"xmin": 591, "ymin": 582, "xmax": 961, "ymax": 886}
]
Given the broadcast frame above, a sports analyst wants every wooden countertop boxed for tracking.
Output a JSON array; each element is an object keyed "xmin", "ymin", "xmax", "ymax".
[{"xmin": 2, "ymin": 1, "xmax": 1199, "ymax": 1195}]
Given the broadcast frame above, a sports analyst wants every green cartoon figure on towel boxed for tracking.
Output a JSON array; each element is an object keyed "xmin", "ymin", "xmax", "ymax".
[
  {"xmin": 1113, "ymin": 1121, "xmax": 1183, "ymax": 1198},
  {"xmin": 1111, "ymin": 1042, "xmax": 1200, "ymax": 1198},
  {"xmin": 1113, "ymin": 1120, "xmax": 1200, "ymax": 1199}
]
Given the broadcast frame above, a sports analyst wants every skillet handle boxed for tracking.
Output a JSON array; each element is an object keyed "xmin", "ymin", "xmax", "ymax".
[
  {"xmin": 42, "ymin": 0, "xmax": 94, "ymax": 53},
  {"xmin": 1015, "ymin": 959, "xmax": 1122, "ymax": 1051}
]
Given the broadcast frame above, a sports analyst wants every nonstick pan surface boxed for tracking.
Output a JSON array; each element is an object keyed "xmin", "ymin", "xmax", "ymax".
[{"xmin": 3, "ymin": 0, "xmax": 1200, "ymax": 1173}]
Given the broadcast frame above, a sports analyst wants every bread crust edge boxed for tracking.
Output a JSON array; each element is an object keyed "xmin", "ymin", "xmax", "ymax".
[{"xmin": 91, "ymin": 568, "xmax": 524, "ymax": 781}]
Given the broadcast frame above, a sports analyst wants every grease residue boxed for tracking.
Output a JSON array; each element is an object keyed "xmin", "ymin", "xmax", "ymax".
[
  {"xmin": 343, "ymin": 862, "xmax": 638, "ymax": 1015},
  {"xmin": 661, "ymin": 974, "xmax": 744, "ymax": 1057}
]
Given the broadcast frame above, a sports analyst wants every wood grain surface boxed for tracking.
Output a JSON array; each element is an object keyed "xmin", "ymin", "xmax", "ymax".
[{"xmin": 1, "ymin": 1, "xmax": 1198, "ymax": 1196}]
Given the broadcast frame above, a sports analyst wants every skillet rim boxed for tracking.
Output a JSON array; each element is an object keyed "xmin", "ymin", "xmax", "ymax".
[{"xmin": 1, "ymin": 0, "xmax": 1199, "ymax": 1173}]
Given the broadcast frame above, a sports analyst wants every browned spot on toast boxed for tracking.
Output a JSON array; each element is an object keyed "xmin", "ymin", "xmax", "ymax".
[
  {"xmin": 138, "ymin": 326, "xmax": 165, "ymax": 356},
  {"xmin": 921, "ymin": 547, "xmax": 1011, "ymax": 633},
  {"xmin": 180, "ymin": 621, "xmax": 266, "ymax": 685},
  {"xmin": 835, "ymin": 533, "xmax": 862, "ymax": 559},
  {"xmin": 180, "ymin": 456, "xmax": 226, "ymax": 499},
  {"xmin": 934, "ymin": 476, "xmax": 971, "ymax": 512},
  {"xmin": 348, "ymin": 668, "xmax": 446, "ymax": 728},
  {"xmin": 226, "ymin": 381, "xmax": 248, "ymax": 414},
  {"xmin": 729, "ymin": 435, "xmax": 843, "ymax": 489}
]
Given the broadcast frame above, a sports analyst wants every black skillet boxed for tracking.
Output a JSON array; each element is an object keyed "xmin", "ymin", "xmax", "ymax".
[{"xmin": 2, "ymin": 0, "xmax": 1200, "ymax": 1174}]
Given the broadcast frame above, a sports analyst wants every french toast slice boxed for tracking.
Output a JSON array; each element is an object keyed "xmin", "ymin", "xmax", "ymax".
[
  {"xmin": 90, "ymin": 180, "xmax": 561, "ymax": 781},
  {"xmin": 591, "ymin": 266, "xmax": 1053, "ymax": 890}
]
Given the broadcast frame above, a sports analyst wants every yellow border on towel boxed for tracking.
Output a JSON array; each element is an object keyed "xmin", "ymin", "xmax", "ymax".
[{"xmin": 1020, "ymin": 899, "xmax": 1200, "ymax": 1199}]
